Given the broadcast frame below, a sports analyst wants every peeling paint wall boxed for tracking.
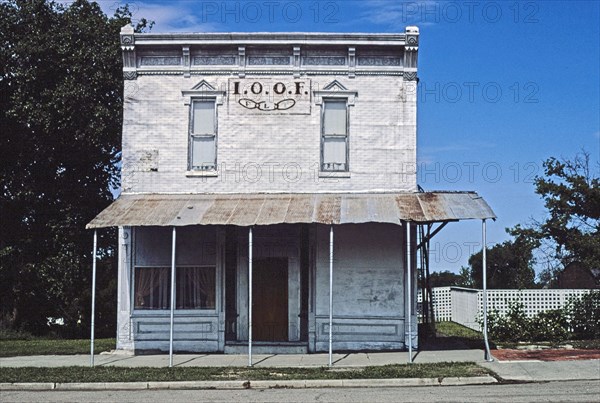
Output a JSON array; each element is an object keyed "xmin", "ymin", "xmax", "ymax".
[{"xmin": 312, "ymin": 223, "xmax": 407, "ymax": 351}]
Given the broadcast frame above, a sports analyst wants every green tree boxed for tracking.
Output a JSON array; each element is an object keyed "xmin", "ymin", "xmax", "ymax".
[
  {"xmin": 468, "ymin": 234, "xmax": 538, "ymax": 289},
  {"xmin": 0, "ymin": 0, "xmax": 151, "ymax": 335},
  {"xmin": 458, "ymin": 266, "xmax": 475, "ymax": 288},
  {"xmin": 511, "ymin": 152, "xmax": 600, "ymax": 287},
  {"xmin": 429, "ymin": 270, "xmax": 467, "ymax": 288}
]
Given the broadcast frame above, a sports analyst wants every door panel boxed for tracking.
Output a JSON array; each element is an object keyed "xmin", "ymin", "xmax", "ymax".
[{"xmin": 253, "ymin": 258, "xmax": 288, "ymax": 341}]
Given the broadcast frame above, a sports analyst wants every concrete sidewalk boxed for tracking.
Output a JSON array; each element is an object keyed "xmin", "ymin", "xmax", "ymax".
[
  {"xmin": 0, "ymin": 349, "xmax": 483, "ymax": 368},
  {"xmin": 1, "ymin": 349, "xmax": 598, "ymax": 383}
]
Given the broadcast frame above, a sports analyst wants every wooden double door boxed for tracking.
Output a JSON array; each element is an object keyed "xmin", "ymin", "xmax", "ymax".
[{"xmin": 252, "ymin": 258, "xmax": 288, "ymax": 341}]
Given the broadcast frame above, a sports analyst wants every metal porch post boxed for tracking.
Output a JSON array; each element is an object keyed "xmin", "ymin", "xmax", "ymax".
[
  {"xmin": 248, "ymin": 226, "xmax": 253, "ymax": 367},
  {"xmin": 482, "ymin": 219, "xmax": 493, "ymax": 361},
  {"xmin": 169, "ymin": 227, "xmax": 177, "ymax": 367},
  {"xmin": 406, "ymin": 221, "xmax": 413, "ymax": 363},
  {"xmin": 328, "ymin": 225, "xmax": 334, "ymax": 367},
  {"xmin": 90, "ymin": 230, "xmax": 98, "ymax": 367}
]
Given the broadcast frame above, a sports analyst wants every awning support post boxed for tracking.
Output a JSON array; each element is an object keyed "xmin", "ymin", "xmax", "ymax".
[
  {"xmin": 328, "ymin": 225, "xmax": 334, "ymax": 367},
  {"xmin": 90, "ymin": 230, "xmax": 98, "ymax": 367},
  {"xmin": 406, "ymin": 221, "xmax": 413, "ymax": 363},
  {"xmin": 169, "ymin": 226, "xmax": 176, "ymax": 368},
  {"xmin": 482, "ymin": 219, "xmax": 493, "ymax": 362},
  {"xmin": 248, "ymin": 226, "xmax": 253, "ymax": 367}
]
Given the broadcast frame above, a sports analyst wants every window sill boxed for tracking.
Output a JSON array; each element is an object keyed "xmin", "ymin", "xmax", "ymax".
[
  {"xmin": 186, "ymin": 170, "xmax": 218, "ymax": 177},
  {"xmin": 319, "ymin": 171, "xmax": 351, "ymax": 178},
  {"xmin": 131, "ymin": 309, "xmax": 218, "ymax": 316}
]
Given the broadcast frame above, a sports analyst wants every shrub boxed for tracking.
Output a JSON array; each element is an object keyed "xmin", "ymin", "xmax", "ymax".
[
  {"xmin": 485, "ymin": 302, "xmax": 530, "ymax": 343},
  {"xmin": 483, "ymin": 293, "xmax": 599, "ymax": 343},
  {"xmin": 528, "ymin": 309, "xmax": 569, "ymax": 343},
  {"xmin": 568, "ymin": 292, "xmax": 600, "ymax": 340}
]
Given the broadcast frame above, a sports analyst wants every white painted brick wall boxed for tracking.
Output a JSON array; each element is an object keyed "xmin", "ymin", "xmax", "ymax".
[{"xmin": 122, "ymin": 74, "xmax": 417, "ymax": 194}]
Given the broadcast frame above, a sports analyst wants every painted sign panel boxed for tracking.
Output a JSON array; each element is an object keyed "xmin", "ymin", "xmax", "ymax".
[{"xmin": 228, "ymin": 78, "xmax": 311, "ymax": 115}]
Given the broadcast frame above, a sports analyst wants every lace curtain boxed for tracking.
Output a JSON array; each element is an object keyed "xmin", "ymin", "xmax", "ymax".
[
  {"xmin": 177, "ymin": 267, "xmax": 216, "ymax": 309},
  {"xmin": 134, "ymin": 267, "xmax": 170, "ymax": 309},
  {"xmin": 134, "ymin": 266, "xmax": 216, "ymax": 310}
]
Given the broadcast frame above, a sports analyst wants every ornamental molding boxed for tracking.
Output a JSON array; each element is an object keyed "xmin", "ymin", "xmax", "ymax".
[
  {"xmin": 191, "ymin": 79, "xmax": 217, "ymax": 91},
  {"xmin": 135, "ymin": 69, "xmax": 405, "ymax": 77},
  {"xmin": 322, "ymin": 80, "xmax": 348, "ymax": 91},
  {"xmin": 193, "ymin": 56, "xmax": 236, "ymax": 65},
  {"xmin": 358, "ymin": 56, "xmax": 402, "ymax": 66},
  {"xmin": 404, "ymin": 71, "xmax": 418, "ymax": 81},
  {"xmin": 182, "ymin": 80, "xmax": 226, "ymax": 105},
  {"xmin": 314, "ymin": 80, "xmax": 357, "ymax": 105},
  {"xmin": 140, "ymin": 56, "xmax": 182, "ymax": 66},
  {"xmin": 123, "ymin": 70, "xmax": 137, "ymax": 80},
  {"xmin": 302, "ymin": 56, "xmax": 346, "ymax": 66},
  {"xmin": 248, "ymin": 56, "xmax": 291, "ymax": 65}
]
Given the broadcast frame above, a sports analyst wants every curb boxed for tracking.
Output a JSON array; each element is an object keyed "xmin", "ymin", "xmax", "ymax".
[{"xmin": 0, "ymin": 376, "xmax": 497, "ymax": 391}]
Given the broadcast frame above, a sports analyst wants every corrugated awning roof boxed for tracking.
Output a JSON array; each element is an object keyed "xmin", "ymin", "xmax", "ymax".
[{"xmin": 86, "ymin": 192, "xmax": 496, "ymax": 229}]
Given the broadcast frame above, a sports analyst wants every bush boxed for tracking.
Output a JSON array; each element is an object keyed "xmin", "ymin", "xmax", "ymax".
[
  {"xmin": 486, "ymin": 302, "xmax": 531, "ymax": 343},
  {"xmin": 569, "ymin": 292, "xmax": 600, "ymax": 340},
  {"xmin": 528, "ymin": 309, "xmax": 570, "ymax": 342},
  {"xmin": 488, "ymin": 302, "xmax": 570, "ymax": 343},
  {"xmin": 483, "ymin": 299, "xmax": 580, "ymax": 344}
]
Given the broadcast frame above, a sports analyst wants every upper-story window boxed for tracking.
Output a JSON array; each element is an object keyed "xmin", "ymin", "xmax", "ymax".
[
  {"xmin": 321, "ymin": 99, "xmax": 348, "ymax": 172},
  {"xmin": 190, "ymin": 99, "xmax": 217, "ymax": 171}
]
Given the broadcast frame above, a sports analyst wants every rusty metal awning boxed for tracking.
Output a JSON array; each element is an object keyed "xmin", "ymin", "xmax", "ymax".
[{"xmin": 86, "ymin": 192, "xmax": 496, "ymax": 229}]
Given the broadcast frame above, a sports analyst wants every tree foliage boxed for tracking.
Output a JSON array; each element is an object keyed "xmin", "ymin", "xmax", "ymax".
[
  {"xmin": 511, "ymin": 152, "xmax": 600, "ymax": 286},
  {"xmin": 0, "ymin": 0, "xmax": 150, "ymax": 335},
  {"xmin": 468, "ymin": 234, "xmax": 538, "ymax": 289},
  {"xmin": 428, "ymin": 269, "xmax": 473, "ymax": 288}
]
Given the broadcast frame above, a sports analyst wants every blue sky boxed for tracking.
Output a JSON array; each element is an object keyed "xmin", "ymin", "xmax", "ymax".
[{"xmin": 98, "ymin": 0, "xmax": 600, "ymax": 276}]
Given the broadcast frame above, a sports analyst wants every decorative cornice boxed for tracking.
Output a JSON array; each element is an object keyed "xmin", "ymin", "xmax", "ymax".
[
  {"xmin": 303, "ymin": 56, "xmax": 346, "ymax": 66},
  {"xmin": 182, "ymin": 46, "xmax": 190, "ymax": 78},
  {"xmin": 293, "ymin": 46, "xmax": 301, "ymax": 78},
  {"xmin": 348, "ymin": 47, "xmax": 356, "ymax": 78},
  {"xmin": 404, "ymin": 71, "xmax": 418, "ymax": 81},
  {"xmin": 123, "ymin": 70, "xmax": 137, "ymax": 80},
  {"xmin": 131, "ymin": 32, "xmax": 408, "ymax": 47},
  {"xmin": 140, "ymin": 56, "xmax": 182, "ymax": 66},
  {"xmin": 121, "ymin": 26, "xmax": 419, "ymax": 81},
  {"xmin": 238, "ymin": 46, "xmax": 246, "ymax": 78},
  {"xmin": 193, "ymin": 56, "xmax": 236, "ymax": 65},
  {"xmin": 358, "ymin": 57, "xmax": 402, "ymax": 66},
  {"xmin": 248, "ymin": 56, "xmax": 290, "ymax": 65},
  {"xmin": 136, "ymin": 69, "xmax": 405, "ymax": 77}
]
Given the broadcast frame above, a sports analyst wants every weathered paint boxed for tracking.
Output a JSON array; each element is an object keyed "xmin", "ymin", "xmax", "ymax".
[{"xmin": 87, "ymin": 192, "xmax": 496, "ymax": 229}]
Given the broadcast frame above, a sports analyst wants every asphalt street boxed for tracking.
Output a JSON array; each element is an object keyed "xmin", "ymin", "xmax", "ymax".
[{"xmin": 2, "ymin": 380, "xmax": 599, "ymax": 402}]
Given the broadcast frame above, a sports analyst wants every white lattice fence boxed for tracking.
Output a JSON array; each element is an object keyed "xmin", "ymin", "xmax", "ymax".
[
  {"xmin": 417, "ymin": 287, "xmax": 452, "ymax": 322},
  {"xmin": 480, "ymin": 289, "xmax": 591, "ymax": 318},
  {"xmin": 419, "ymin": 287, "xmax": 594, "ymax": 331}
]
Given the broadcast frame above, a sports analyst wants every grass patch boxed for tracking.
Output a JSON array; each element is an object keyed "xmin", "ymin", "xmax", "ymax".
[
  {"xmin": 435, "ymin": 322, "xmax": 600, "ymax": 350},
  {"xmin": 0, "ymin": 339, "xmax": 115, "ymax": 357},
  {"xmin": 0, "ymin": 362, "xmax": 489, "ymax": 383},
  {"xmin": 431, "ymin": 321, "xmax": 489, "ymax": 349},
  {"xmin": 436, "ymin": 322, "xmax": 482, "ymax": 339}
]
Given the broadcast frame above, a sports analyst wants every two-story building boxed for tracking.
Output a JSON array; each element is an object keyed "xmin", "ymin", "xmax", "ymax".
[{"xmin": 87, "ymin": 26, "xmax": 495, "ymax": 358}]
